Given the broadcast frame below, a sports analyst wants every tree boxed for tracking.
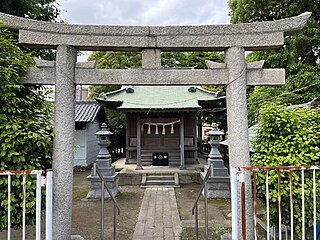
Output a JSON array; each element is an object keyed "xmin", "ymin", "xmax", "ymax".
[
  {"xmin": 228, "ymin": 0, "xmax": 320, "ymax": 124},
  {"xmin": 0, "ymin": 25, "xmax": 54, "ymax": 230},
  {"xmin": 0, "ymin": 0, "xmax": 62, "ymax": 60},
  {"xmin": 0, "ymin": 0, "xmax": 61, "ymax": 22},
  {"xmin": 251, "ymin": 103, "xmax": 320, "ymax": 236},
  {"xmin": 0, "ymin": 0, "xmax": 62, "ymax": 230},
  {"xmin": 229, "ymin": 2, "xmax": 320, "ymax": 234},
  {"xmin": 88, "ymin": 51, "xmax": 224, "ymax": 99},
  {"xmin": 162, "ymin": 51, "xmax": 224, "ymax": 69},
  {"xmin": 88, "ymin": 51, "xmax": 142, "ymax": 99}
]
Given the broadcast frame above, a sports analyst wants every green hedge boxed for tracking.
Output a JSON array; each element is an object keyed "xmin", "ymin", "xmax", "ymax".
[
  {"xmin": 0, "ymin": 25, "xmax": 53, "ymax": 230},
  {"xmin": 252, "ymin": 103, "xmax": 320, "ymax": 236}
]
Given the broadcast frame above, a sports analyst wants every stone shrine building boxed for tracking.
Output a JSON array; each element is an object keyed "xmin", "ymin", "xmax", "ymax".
[{"xmin": 98, "ymin": 86, "xmax": 224, "ymax": 169}]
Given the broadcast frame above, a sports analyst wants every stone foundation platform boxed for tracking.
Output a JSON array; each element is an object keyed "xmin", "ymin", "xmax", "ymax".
[{"xmin": 113, "ymin": 158, "xmax": 205, "ymax": 185}]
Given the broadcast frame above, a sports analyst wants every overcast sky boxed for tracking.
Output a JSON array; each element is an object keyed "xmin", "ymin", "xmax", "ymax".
[
  {"xmin": 57, "ymin": 0, "xmax": 230, "ymax": 25},
  {"xmin": 56, "ymin": 0, "xmax": 230, "ymax": 61}
]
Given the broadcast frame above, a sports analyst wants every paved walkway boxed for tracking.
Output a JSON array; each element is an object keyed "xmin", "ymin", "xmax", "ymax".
[{"xmin": 133, "ymin": 187, "xmax": 182, "ymax": 240}]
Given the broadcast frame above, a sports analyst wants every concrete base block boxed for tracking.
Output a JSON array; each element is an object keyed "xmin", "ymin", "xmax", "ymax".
[
  {"xmin": 201, "ymin": 172, "xmax": 231, "ymax": 198},
  {"xmin": 86, "ymin": 179, "xmax": 118, "ymax": 199},
  {"xmin": 206, "ymin": 189, "xmax": 231, "ymax": 199},
  {"xmin": 205, "ymin": 180, "xmax": 230, "ymax": 198},
  {"xmin": 207, "ymin": 181, "xmax": 230, "ymax": 191}
]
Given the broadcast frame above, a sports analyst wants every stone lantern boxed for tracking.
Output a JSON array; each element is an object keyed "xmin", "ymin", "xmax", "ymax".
[
  {"xmin": 87, "ymin": 123, "xmax": 118, "ymax": 199},
  {"xmin": 207, "ymin": 123, "xmax": 225, "ymax": 164},
  {"xmin": 201, "ymin": 123, "xmax": 230, "ymax": 198}
]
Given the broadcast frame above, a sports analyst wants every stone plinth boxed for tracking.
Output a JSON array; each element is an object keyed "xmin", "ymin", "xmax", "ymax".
[
  {"xmin": 86, "ymin": 155, "xmax": 118, "ymax": 198},
  {"xmin": 86, "ymin": 173, "xmax": 118, "ymax": 199},
  {"xmin": 86, "ymin": 123, "xmax": 118, "ymax": 199},
  {"xmin": 201, "ymin": 163, "xmax": 230, "ymax": 198}
]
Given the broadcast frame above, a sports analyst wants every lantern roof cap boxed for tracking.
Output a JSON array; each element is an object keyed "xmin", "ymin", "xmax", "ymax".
[
  {"xmin": 206, "ymin": 123, "xmax": 224, "ymax": 136},
  {"xmin": 95, "ymin": 123, "xmax": 113, "ymax": 136}
]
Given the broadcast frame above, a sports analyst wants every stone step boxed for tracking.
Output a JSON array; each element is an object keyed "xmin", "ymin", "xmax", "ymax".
[
  {"xmin": 141, "ymin": 185, "xmax": 180, "ymax": 188},
  {"xmin": 141, "ymin": 161, "xmax": 152, "ymax": 165},
  {"xmin": 147, "ymin": 175, "xmax": 174, "ymax": 181},
  {"xmin": 141, "ymin": 157, "xmax": 180, "ymax": 160},
  {"xmin": 141, "ymin": 173, "xmax": 180, "ymax": 188},
  {"xmin": 146, "ymin": 180, "xmax": 175, "ymax": 185}
]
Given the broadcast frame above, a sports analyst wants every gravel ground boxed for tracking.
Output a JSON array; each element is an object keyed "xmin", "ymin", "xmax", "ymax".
[
  {"xmin": 0, "ymin": 170, "xmax": 232, "ymax": 239},
  {"xmin": 72, "ymin": 171, "xmax": 232, "ymax": 239}
]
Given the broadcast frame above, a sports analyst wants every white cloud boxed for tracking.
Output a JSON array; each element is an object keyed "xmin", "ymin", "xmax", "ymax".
[
  {"xmin": 57, "ymin": 0, "xmax": 230, "ymax": 25},
  {"xmin": 56, "ymin": 0, "xmax": 230, "ymax": 61}
]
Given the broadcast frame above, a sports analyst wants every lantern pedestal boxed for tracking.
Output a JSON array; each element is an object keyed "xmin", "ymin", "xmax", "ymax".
[
  {"xmin": 201, "ymin": 123, "xmax": 230, "ymax": 198},
  {"xmin": 87, "ymin": 123, "xmax": 118, "ymax": 199},
  {"xmin": 86, "ymin": 161, "xmax": 118, "ymax": 199},
  {"xmin": 201, "ymin": 165, "xmax": 230, "ymax": 198}
]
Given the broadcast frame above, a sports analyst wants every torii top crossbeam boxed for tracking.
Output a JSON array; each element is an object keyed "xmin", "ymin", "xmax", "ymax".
[
  {"xmin": 0, "ymin": 12, "xmax": 311, "ymax": 51},
  {"xmin": 0, "ymin": 12, "xmax": 312, "ymax": 87}
]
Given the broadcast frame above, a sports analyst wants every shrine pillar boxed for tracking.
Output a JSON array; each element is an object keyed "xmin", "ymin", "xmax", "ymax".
[
  {"xmin": 136, "ymin": 116, "xmax": 143, "ymax": 170},
  {"xmin": 52, "ymin": 45, "xmax": 77, "ymax": 240},
  {"xmin": 179, "ymin": 114, "xmax": 185, "ymax": 170},
  {"xmin": 225, "ymin": 46, "xmax": 253, "ymax": 238}
]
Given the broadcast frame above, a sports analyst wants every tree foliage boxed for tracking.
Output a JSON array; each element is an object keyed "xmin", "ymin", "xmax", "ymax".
[
  {"xmin": 0, "ymin": 0, "xmax": 62, "ymax": 60},
  {"xmin": 252, "ymin": 103, "xmax": 320, "ymax": 235},
  {"xmin": 88, "ymin": 51, "xmax": 224, "ymax": 99},
  {"xmin": 0, "ymin": 26, "xmax": 54, "ymax": 230},
  {"xmin": 0, "ymin": 0, "xmax": 61, "ymax": 230},
  {"xmin": 229, "ymin": 0, "xmax": 320, "ymax": 24},
  {"xmin": 0, "ymin": 0, "xmax": 61, "ymax": 22},
  {"xmin": 228, "ymin": 0, "xmax": 320, "ymax": 124},
  {"xmin": 88, "ymin": 51, "xmax": 142, "ymax": 99},
  {"xmin": 162, "ymin": 51, "xmax": 223, "ymax": 69}
]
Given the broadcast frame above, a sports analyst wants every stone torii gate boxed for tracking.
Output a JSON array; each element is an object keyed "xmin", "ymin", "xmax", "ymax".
[{"xmin": 0, "ymin": 12, "xmax": 310, "ymax": 239}]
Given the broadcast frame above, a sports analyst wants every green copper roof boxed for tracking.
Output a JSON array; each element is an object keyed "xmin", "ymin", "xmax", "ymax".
[{"xmin": 98, "ymin": 86, "xmax": 220, "ymax": 110}]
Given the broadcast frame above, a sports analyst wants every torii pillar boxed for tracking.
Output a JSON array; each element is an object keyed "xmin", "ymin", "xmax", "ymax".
[
  {"xmin": 225, "ymin": 47, "xmax": 252, "ymax": 236},
  {"xmin": 52, "ymin": 45, "xmax": 77, "ymax": 238}
]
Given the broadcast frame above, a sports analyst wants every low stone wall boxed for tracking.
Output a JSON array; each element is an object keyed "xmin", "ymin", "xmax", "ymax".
[
  {"xmin": 118, "ymin": 172, "xmax": 143, "ymax": 185},
  {"xmin": 179, "ymin": 173, "xmax": 201, "ymax": 184}
]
